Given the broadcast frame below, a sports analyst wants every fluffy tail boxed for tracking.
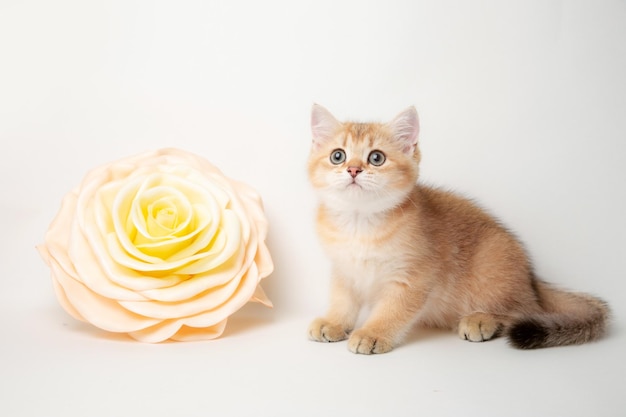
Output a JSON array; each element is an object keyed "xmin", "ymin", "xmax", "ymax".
[{"xmin": 507, "ymin": 279, "xmax": 610, "ymax": 349}]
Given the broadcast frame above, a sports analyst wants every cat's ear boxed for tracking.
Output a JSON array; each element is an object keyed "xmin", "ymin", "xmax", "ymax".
[
  {"xmin": 311, "ymin": 104, "xmax": 341, "ymax": 147},
  {"xmin": 388, "ymin": 106, "xmax": 419, "ymax": 154}
]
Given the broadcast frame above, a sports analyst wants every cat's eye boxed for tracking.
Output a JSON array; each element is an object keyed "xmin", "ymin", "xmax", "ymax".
[
  {"xmin": 368, "ymin": 150, "xmax": 386, "ymax": 166},
  {"xmin": 330, "ymin": 149, "xmax": 346, "ymax": 165}
]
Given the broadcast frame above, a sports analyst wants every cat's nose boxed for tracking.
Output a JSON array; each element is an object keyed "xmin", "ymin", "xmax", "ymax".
[{"xmin": 347, "ymin": 166, "xmax": 363, "ymax": 178}]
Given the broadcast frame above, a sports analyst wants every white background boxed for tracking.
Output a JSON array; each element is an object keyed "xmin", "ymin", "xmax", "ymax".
[{"xmin": 1, "ymin": 1, "xmax": 625, "ymax": 416}]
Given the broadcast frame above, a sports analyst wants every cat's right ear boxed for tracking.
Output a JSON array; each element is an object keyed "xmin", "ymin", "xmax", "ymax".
[
  {"xmin": 388, "ymin": 106, "xmax": 420, "ymax": 154},
  {"xmin": 311, "ymin": 104, "xmax": 341, "ymax": 148}
]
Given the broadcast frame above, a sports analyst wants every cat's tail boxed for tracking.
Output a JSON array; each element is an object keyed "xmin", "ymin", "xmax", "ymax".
[{"xmin": 507, "ymin": 279, "xmax": 610, "ymax": 349}]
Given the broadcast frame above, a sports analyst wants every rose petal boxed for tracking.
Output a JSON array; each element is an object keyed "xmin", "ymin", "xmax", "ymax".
[
  {"xmin": 128, "ymin": 319, "xmax": 182, "ymax": 343},
  {"xmin": 172, "ymin": 263, "xmax": 263, "ymax": 327},
  {"xmin": 174, "ymin": 209, "xmax": 242, "ymax": 275},
  {"xmin": 120, "ymin": 173, "xmax": 225, "ymax": 260},
  {"xmin": 138, "ymin": 246, "xmax": 244, "ymax": 302},
  {"xmin": 118, "ymin": 242, "xmax": 261, "ymax": 319},
  {"xmin": 104, "ymin": 179, "xmax": 237, "ymax": 272},
  {"xmin": 132, "ymin": 203, "xmax": 211, "ymax": 260},
  {"xmin": 51, "ymin": 256, "xmax": 160, "ymax": 333},
  {"xmin": 250, "ymin": 284, "xmax": 272, "ymax": 307},
  {"xmin": 253, "ymin": 230, "xmax": 273, "ymax": 279},
  {"xmin": 117, "ymin": 262, "xmax": 246, "ymax": 320},
  {"xmin": 45, "ymin": 200, "xmax": 151, "ymax": 303},
  {"xmin": 49, "ymin": 263, "xmax": 87, "ymax": 322},
  {"xmin": 170, "ymin": 320, "xmax": 227, "ymax": 342},
  {"xmin": 132, "ymin": 186, "xmax": 193, "ymax": 242},
  {"xmin": 82, "ymin": 201, "xmax": 187, "ymax": 292},
  {"xmin": 68, "ymin": 217, "xmax": 151, "ymax": 301}
]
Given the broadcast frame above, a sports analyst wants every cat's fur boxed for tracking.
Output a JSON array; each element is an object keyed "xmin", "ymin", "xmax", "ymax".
[{"xmin": 307, "ymin": 104, "xmax": 609, "ymax": 354}]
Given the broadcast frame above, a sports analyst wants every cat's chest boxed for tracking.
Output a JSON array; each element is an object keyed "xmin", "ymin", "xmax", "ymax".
[
  {"xmin": 330, "ymin": 239, "xmax": 401, "ymax": 299},
  {"xmin": 337, "ymin": 241, "xmax": 393, "ymax": 273},
  {"xmin": 323, "ymin": 224, "xmax": 402, "ymax": 289},
  {"xmin": 318, "ymin": 209, "xmax": 410, "ymax": 286}
]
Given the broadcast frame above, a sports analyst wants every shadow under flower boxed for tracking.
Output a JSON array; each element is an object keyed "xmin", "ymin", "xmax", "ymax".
[{"xmin": 220, "ymin": 303, "xmax": 276, "ymax": 339}]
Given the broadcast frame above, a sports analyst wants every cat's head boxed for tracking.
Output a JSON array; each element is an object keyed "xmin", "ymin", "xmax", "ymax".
[{"xmin": 307, "ymin": 104, "xmax": 420, "ymax": 213}]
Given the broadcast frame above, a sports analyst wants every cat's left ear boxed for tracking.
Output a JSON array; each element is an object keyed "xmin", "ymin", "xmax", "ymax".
[{"xmin": 388, "ymin": 106, "xmax": 419, "ymax": 154}]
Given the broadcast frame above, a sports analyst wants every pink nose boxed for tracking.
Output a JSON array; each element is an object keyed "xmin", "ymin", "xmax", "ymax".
[{"xmin": 347, "ymin": 166, "xmax": 363, "ymax": 178}]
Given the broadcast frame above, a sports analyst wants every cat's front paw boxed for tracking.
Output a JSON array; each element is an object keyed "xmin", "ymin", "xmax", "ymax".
[
  {"xmin": 308, "ymin": 318, "xmax": 349, "ymax": 343},
  {"xmin": 458, "ymin": 312, "xmax": 502, "ymax": 342},
  {"xmin": 347, "ymin": 329, "xmax": 394, "ymax": 354}
]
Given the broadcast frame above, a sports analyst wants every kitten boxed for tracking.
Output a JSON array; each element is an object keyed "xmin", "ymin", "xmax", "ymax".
[{"xmin": 306, "ymin": 104, "xmax": 609, "ymax": 354}]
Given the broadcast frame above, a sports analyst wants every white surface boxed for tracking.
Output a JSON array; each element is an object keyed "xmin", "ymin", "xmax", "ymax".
[{"xmin": 1, "ymin": 1, "xmax": 625, "ymax": 416}]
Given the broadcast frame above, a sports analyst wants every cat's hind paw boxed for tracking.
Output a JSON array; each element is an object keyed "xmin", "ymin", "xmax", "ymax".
[
  {"xmin": 458, "ymin": 312, "xmax": 502, "ymax": 342},
  {"xmin": 308, "ymin": 318, "xmax": 349, "ymax": 343},
  {"xmin": 347, "ymin": 329, "xmax": 394, "ymax": 354}
]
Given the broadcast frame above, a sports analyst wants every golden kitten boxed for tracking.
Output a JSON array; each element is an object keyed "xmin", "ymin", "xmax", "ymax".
[{"xmin": 306, "ymin": 104, "xmax": 609, "ymax": 354}]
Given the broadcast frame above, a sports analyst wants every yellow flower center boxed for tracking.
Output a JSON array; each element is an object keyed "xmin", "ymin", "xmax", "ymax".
[
  {"xmin": 104, "ymin": 171, "xmax": 231, "ymax": 268},
  {"xmin": 148, "ymin": 199, "xmax": 179, "ymax": 236}
]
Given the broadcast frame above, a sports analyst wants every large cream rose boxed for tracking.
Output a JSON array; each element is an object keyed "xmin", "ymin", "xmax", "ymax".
[{"xmin": 38, "ymin": 148, "xmax": 273, "ymax": 342}]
